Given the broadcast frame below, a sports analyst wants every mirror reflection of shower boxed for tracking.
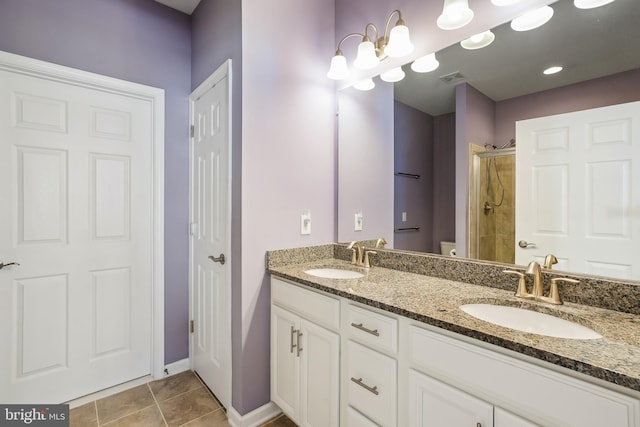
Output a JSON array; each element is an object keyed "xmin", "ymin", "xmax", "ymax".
[{"xmin": 471, "ymin": 141, "xmax": 516, "ymax": 264}]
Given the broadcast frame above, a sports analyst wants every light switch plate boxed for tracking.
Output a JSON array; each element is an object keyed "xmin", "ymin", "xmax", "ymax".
[
  {"xmin": 300, "ymin": 210, "xmax": 311, "ymax": 235},
  {"xmin": 354, "ymin": 212, "xmax": 363, "ymax": 231}
]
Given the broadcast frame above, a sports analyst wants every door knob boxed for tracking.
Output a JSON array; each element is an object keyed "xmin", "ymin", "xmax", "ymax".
[
  {"xmin": 518, "ymin": 240, "xmax": 536, "ymax": 248},
  {"xmin": 208, "ymin": 254, "xmax": 226, "ymax": 265},
  {"xmin": 0, "ymin": 261, "xmax": 20, "ymax": 270}
]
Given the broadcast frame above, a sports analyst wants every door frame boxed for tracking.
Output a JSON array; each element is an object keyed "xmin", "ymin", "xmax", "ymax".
[
  {"xmin": 0, "ymin": 50, "xmax": 166, "ymax": 380},
  {"xmin": 188, "ymin": 60, "xmax": 233, "ymax": 408}
]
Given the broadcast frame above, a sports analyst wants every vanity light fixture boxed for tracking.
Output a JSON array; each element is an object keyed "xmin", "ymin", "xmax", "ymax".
[
  {"xmin": 543, "ymin": 66, "xmax": 563, "ymax": 75},
  {"xmin": 460, "ymin": 30, "xmax": 495, "ymax": 50},
  {"xmin": 510, "ymin": 5, "xmax": 554, "ymax": 31},
  {"xmin": 574, "ymin": 0, "xmax": 615, "ymax": 9},
  {"xmin": 353, "ymin": 78, "xmax": 376, "ymax": 91},
  {"xmin": 380, "ymin": 67, "xmax": 406, "ymax": 83},
  {"xmin": 491, "ymin": 0, "xmax": 522, "ymax": 5},
  {"xmin": 327, "ymin": 10, "xmax": 414, "ymax": 81},
  {"xmin": 437, "ymin": 0, "xmax": 474, "ymax": 30},
  {"xmin": 411, "ymin": 52, "xmax": 440, "ymax": 73}
]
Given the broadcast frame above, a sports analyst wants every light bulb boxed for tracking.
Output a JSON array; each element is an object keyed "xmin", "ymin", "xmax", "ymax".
[
  {"xmin": 574, "ymin": 0, "xmax": 615, "ymax": 8},
  {"xmin": 460, "ymin": 30, "xmax": 495, "ymax": 50},
  {"xmin": 353, "ymin": 78, "xmax": 375, "ymax": 91},
  {"xmin": 411, "ymin": 53, "xmax": 440, "ymax": 73},
  {"xmin": 380, "ymin": 67, "xmax": 406, "ymax": 83},
  {"xmin": 384, "ymin": 24, "xmax": 414, "ymax": 58},
  {"xmin": 326, "ymin": 54, "xmax": 349, "ymax": 80},
  {"xmin": 437, "ymin": 0, "xmax": 474, "ymax": 30},
  {"xmin": 353, "ymin": 40, "xmax": 380, "ymax": 70},
  {"xmin": 491, "ymin": 0, "xmax": 522, "ymax": 6},
  {"xmin": 511, "ymin": 6, "xmax": 554, "ymax": 32}
]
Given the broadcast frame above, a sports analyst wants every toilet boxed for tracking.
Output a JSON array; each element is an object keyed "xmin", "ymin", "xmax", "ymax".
[{"xmin": 440, "ymin": 241, "xmax": 456, "ymax": 256}]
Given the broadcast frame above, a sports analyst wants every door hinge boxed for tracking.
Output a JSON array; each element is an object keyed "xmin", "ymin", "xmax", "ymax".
[
  {"xmin": 190, "ymin": 320, "xmax": 194, "ymax": 333},
  {"xmin": 190, "ymin": 125, "xmax": 194, "ymax": 138}
]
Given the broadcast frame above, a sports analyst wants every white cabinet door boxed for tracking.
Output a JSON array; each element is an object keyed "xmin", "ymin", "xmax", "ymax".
[
  {"xmin": 408, "ymin": 369, "xmax": 493, "ymax": 427},
  {"xmin": 271, "ymin": 305, "xmax": 300, "ymax": 422},
  {"xmin": 272, "ymin": 303, "xmax": 340, "ymax": 427},
  {"xmin": 300, "ymin": 319, "xmax": 340, "ymax": 427},
  {"xmin": 494, "ymin": 408, "xmax": 539, "ymax": 427}
]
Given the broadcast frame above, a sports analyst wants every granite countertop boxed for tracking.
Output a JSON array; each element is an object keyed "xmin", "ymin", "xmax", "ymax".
[{"xmin": 268, "ymin": 257, "xmax": 640, "ymax": 394}]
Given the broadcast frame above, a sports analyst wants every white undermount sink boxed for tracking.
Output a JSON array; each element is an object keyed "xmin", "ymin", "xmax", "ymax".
[
  {"xmin": 460, "ymin": 304, "xmax": 602, "ymax": 340},
  {"xmin": 304, "ymin": 268, "xmax": 364, "ymax": 279}
]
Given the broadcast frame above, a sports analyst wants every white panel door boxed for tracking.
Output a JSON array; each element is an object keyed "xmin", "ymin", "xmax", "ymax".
[
  {"xmin": 516, "ymin": 101, "xmax": 640, "ymax": 280},
  {"xmin": 190, "ymin": 69, "xmax": 231, "ymax": 409},
  {"xmin": 0, "ymin": 66, "xmax": 154, "ymax": 403}
]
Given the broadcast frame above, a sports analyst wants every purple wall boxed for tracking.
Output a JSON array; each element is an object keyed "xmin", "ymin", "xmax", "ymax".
[
  {"xmin": 394, "ymin": 101, "xmax": 434, "ymax": 253},
  {"xmin": 190, "ymin": 0, "xmax": 245, "ymax": 412},
  {"xmin": 455, "ymin": 84, "xmax": 496, "ymax": 257},
  {"xmin": 0, "ymin": 0, "xmax": 192, "ymax": 363},
  {"xmin": 495, "ymin": 68, "xmax": 640, "ymax": 143},
  {"xmin": 432, "ymin": 113, "xmax": 456, "ymax": 251},
  {"xmin": 338, "ymin": 83, "xmax": 395, "ymax": 245},
  {"xmin": 240, "ymin": 0, "xmax": 336, "ymax": 414}
]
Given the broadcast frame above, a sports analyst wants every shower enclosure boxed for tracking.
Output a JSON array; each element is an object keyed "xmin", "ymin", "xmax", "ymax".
[{"xmin": 469, "ymin": 146, "xmax": 516, "ymax": 264}]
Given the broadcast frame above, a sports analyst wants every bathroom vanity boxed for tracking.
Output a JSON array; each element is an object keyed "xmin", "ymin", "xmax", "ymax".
[{"xmin": 267, "ymin": 244, "xmax": 640, "ymax": 427}]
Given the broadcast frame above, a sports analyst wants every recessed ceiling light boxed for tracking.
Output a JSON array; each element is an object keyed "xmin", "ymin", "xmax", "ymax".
[
  {"xmin": 543, "ymin": 66, "xmax": 563, "ymax": 75},
  {"xmin": 574, "ymin": 0, "xmax": 615, "ymax": 9},
  {"xmin": 461, "ymin": 30, "xmax": 496, "ymax": 50},
  {"xmin": 511, "ymin": 6, "xmax": 554, "ymax": 31}
]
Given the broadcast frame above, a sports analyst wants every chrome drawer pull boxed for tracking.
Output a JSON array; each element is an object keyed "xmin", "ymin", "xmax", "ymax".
[
  {"xmin": 350, "ymin": 322, "xmax": 380, "ymax": 337},
  {"xmin": 290, "ymin": 326, "xmax": 297, "ymax": 353},
  {"xmin": 296, "ymin": 330, "xmax": 303, "ymax": 357},
  {"xmin": 350, "ymin": 377, "xmax": 379, "ymax": 395}
]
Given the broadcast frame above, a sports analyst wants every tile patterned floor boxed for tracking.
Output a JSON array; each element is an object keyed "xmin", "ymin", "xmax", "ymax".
[{"xmin": 69, "ymin": 371, "xmax": 295, "ymax": 427}]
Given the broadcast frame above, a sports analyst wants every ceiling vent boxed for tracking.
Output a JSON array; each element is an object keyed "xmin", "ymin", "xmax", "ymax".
[{"xmin": 439, "ymin": 71, "xmax": 466, "ymax": 84}]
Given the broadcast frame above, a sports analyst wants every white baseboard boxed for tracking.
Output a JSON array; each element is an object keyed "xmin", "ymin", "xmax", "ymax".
[
  {"xmin": 66, "ymin": 376, "xmax": 152, "ymax": 409},
  {"xmin": 228, "ymin": 402, "xmax": 282, "ymax": 427},
  {"xmin": 164, "ymin": 358, "xmax": 190, "ymax": 377}
]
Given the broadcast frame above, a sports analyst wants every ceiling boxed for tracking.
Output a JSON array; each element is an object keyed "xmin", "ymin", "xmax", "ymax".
[
  {"xmin": 393, "ymin": 0, "xmax": 640, "ymax": 116},
  {"xmin": 153, "ymin": 0, "xmax": 201, "ymax": 15}
]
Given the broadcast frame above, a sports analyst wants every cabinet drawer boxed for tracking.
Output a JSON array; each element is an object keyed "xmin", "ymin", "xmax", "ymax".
[
  {"xmin": 409, "ymin": 325, "xmax": 639, "ymax": 427},
  {"xmin": 346, "ymin": 304, "xmax": 398, "ymax": 354},
  {"xmin": 272, "ymin": 277, "xmax": 340, "ymax": 331},
  {"xmin": 347, "ymin": 406, "xmax": 379, "ymax": 427},
  {"xmin": 346, "ymin": 341, "xmax": 396, "ymax": 427}
]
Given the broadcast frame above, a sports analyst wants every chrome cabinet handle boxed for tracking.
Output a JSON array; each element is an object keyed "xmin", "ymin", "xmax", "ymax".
[
  {"xmin": 208, "ymin": 254, "xmax": 226, "ymax": 265},
  {"xmin": 350, "ymin": 322, "xmax": 380, "ymax": 337},
  {"xmin": 350, "ymin": 377, "xmax": 379, "ymax": 395},
  {"xmin": 0, "ymin": 262, "xmax": 20, "ymax": 270},
  {"xmin": 290, "ymin": 326, "xmax": 297, "ymax": 353},
  {"xmin": 296, "ymin": 330, "xmax": 303, "ymax": 357},
  {"xmin": 518, "ymin": 240, "xmax": 536, "ymax": 248}
]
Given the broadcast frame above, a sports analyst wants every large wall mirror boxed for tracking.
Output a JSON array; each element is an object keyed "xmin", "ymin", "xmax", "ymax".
[{"xmin": 337, "ymin": 0, "xmax": 640, "ymax": 281}]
